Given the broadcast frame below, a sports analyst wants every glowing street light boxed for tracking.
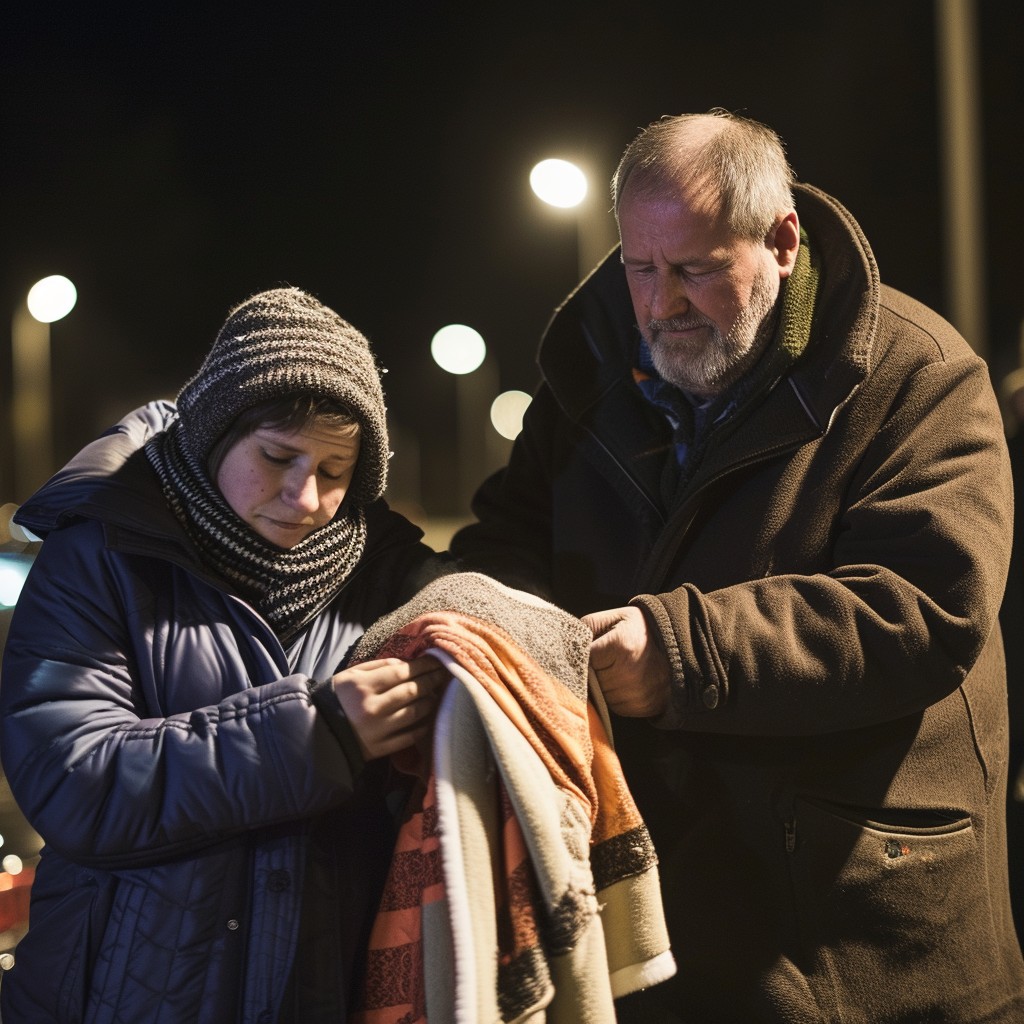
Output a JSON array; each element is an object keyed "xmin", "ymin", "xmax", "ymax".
[
  {"xmin": 430, "ymin": 323, "xmax": 497, "ymax": 511},
  {"xmin": 529, "ymin": 156, "xmax": 617, "ymax": 280},
  {"xmin": 529, "ymin": 158, "xmax": 588, "ymax": 209},
  {"xmin": 490, "ymin": 390, "xmax": 531, "ymax": 441},
  {"xmin": 26, "ymin": 275, "xmax": 77, "ymax": 323},
  {"xmin": 430, "ymin": 323, "xmax": 487, "ymax": 375},
  {"xmin": 11, "ymin": 275, "xmax": 77, "ymax": 499}
]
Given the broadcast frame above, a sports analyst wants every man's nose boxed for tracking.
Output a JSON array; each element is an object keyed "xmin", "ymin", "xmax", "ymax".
[{"xmin": 650, "ymin": 274, "xmax": 690, "ymax": 321}]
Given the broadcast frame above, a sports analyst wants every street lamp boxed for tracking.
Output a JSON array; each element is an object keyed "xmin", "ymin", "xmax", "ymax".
[
  {"xmin": 430, "ymin": 323, "xmax": 498, "ymax": 512},
  {"xmin": 529, "ymin": 157, "xmax": 618, "ymax": 280},
  {"xmin": 11, "ymin": 275, "xmax": 76, "ymax": 500},
  {"xmin": 529, "ymin": 159, "xmax": 588, "ymax": 209},
  {"xmin": 430, "ymin": 323, "xmax": 486, "ymax": 376}
]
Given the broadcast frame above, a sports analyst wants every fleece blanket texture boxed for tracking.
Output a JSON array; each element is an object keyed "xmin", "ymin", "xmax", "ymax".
[{"xmin": 348, "ymin": 572, "xmax": 675, "ymax": 1023}]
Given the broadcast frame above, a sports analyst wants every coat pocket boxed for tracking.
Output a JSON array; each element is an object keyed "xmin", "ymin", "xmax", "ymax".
[
  {"xmin": 786, "ymin": 796, "xmax": 998, "ymax": 1021},
  {"xmin": 1, "ymin": 865, "xmax": 109, "ymax": 1022}
]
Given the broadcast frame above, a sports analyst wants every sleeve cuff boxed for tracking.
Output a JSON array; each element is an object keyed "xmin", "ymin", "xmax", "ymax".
[
  {"xmin": 308, "ymin": 678, "xmax": 366, "ymax": 773},
  {"xmin": 629, "ymin": 594, "xmax": 688, "ymax": 728}
]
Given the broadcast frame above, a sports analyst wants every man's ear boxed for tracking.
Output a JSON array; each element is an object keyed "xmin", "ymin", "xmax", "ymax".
[{"xmin": 767, "ymin": 211, "xmax": 799, "ymax": 278}]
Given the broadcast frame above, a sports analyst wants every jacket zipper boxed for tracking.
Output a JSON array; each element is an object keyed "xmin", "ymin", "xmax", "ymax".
[
  {"xmin": 579, "ymin": 374, "xmax": 829, "ymax": 592},
  {"xmin": 637, "ymin": 438, "xmax": 807, "ymax": 594}
]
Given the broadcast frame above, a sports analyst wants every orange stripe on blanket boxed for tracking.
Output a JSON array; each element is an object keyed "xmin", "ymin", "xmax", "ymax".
[
  {"xmin": 368, "ymin": 611, "xmax": 599, "ymax": 821},
  {"xmin": 352, "ymin": 760, "xmax": 544, "ymax": 1024},
  {"xmin": 587, "ymin": 700, "xmax": 645, "ymax": 845},
  {"xmin": 352, "ymin": 776, "xmax": 442, "ymax": 1024}
]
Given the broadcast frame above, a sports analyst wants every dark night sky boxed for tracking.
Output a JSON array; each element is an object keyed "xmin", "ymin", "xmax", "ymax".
[{"xmin": 2, "ymin": 1, "xmax": 1022, "ymax": 522}]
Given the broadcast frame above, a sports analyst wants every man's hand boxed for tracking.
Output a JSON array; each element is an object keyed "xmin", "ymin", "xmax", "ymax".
[
  {"xmin": 582, "ymin": 606, "xmax": 671, "ymax": 718},
  {"xmin": 331, "ymin": 655, "xmax": 447, "ymax": 760}
]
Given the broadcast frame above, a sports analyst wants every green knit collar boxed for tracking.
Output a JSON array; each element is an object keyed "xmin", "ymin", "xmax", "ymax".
[{"xmin": 777, "ymin": 227, "xmax": 820, "ymax": 360}]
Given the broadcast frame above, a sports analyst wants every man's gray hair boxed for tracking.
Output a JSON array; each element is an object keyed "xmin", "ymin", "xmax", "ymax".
[{"xmin": 611, "ymin": 109, "xmax": 795, "ymax": 241}]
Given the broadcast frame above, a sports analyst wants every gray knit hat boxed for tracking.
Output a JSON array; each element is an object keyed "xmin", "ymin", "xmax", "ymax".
[{"xmin": 176, "ymin": 286, "xmax": 389, "ymax": 504}]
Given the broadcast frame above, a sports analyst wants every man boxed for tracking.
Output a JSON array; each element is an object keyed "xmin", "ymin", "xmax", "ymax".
[{"xmin": 451, "ymin": 110, "xmax": 1024, "ymax": 1021}]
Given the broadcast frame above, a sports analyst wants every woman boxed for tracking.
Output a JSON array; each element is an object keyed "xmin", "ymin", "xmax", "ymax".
[{"xmin": 0, "ymin": 287, "xmax": 449, "ymax": 1022}]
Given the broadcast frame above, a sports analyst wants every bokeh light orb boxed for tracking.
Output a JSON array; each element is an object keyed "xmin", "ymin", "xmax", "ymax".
[
  {"xmin": 0, "ymin": 563, "xmax": 29, "ymax": 608},
  {"xmin": 431, "ymin": 324, "xmax": 486, "ymax": 375},
  {"xmin": 529, "ymin": 159, "xmax": 587, "ymax": 208},
  {"xmin": 26, "ymin": 275, "xmax": 77, "ymax": 323},
  {"xmin": 490, "ymin": 390, "xmax": 532, "ymax": 440}
]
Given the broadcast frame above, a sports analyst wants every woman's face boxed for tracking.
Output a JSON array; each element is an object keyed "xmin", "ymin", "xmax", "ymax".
[{"xmin": 215, "ymin": 418, "xmax": 362, "ymax": 548}]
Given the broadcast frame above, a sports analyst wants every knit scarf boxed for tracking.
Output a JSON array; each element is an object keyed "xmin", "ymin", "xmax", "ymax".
[{"xmin": 145, "ymin": 421, "xmax": 367, "ymax": 644}]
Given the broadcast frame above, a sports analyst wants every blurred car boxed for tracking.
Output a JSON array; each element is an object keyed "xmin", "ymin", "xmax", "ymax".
[{"xmin": 0, "ymin": 505, "xmax": 43, "ymax": 960}]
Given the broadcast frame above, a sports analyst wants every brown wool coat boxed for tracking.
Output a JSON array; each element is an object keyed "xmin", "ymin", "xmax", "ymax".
[{"xmin": 451, "ymin": 183, "xmax": 1024, "ymax": 1022}]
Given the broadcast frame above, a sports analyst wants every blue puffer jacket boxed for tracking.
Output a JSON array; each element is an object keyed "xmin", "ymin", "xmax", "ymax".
[{"xmin": 0, "ymin": 403, "xmax": 444, "ymax": 1023}]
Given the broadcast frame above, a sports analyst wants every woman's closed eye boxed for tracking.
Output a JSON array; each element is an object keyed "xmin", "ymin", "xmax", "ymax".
[
  {"xmin": 261, "ymin": 450, "xmax": 349, "ymax": 481},
  {"xmin": 261, "ymin": 449, "xmax": 293, "ymax": 467}
]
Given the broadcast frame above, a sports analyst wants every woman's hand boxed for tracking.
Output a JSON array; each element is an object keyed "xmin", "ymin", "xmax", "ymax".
[{"xmin": 331, "ymin": 655, "xmax": 448, "ymax": 760}]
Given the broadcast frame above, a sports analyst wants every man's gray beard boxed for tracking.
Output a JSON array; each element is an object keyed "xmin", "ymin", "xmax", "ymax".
[{"xmin": 647, "ymin": 268, "xmax": 780, "ymax": 398}]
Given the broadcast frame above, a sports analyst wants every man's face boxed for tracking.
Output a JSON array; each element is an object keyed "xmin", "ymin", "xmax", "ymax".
[{"xmin": 619, "ymin": 187, "xmax": 785, "ymax": 399}]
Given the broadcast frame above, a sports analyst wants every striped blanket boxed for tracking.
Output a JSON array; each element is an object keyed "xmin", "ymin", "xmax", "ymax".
[{"xmin": 349, "ymin": 572, "xmax": 675, "ymax": 1023}]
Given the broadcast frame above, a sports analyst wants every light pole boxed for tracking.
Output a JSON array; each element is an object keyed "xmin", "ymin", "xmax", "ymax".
[
  {"xmin": 935, "ymin": 0, "xmax": 985, "ymax": 356},
  {"xmin": 11, "ymin": 275, "xmax": 76, "ymax": 500}
]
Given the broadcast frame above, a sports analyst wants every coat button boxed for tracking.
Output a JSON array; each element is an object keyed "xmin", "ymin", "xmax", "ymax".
[
  {"xmin": 227, "ymin": 919, "xmax": 240, "ymax": 931},
  {"xmin": 702, "ymin": 684, "xmax": 719, "ymax": 709},
  {"xmin": 268, "ymin": 870, "xmax": 291, "ymax": 892}
]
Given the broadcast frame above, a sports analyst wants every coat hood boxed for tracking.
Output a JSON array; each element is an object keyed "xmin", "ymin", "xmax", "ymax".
[{"xmin": 15, "ymin": 401, "xmax": 182, "ymax": 543}]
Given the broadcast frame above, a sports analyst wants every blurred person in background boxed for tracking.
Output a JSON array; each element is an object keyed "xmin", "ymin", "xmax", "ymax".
[
  {"xmin": 998, "ymin": 365, "xmax": 1024, "ymax": 945},
  {"xmin": 452, "ymin": 110, "xmax": 1024, "ymax": 1021},
  {"xmin": 0, "ymin": 287, "xmax": 449, "ymax": 1022}
]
